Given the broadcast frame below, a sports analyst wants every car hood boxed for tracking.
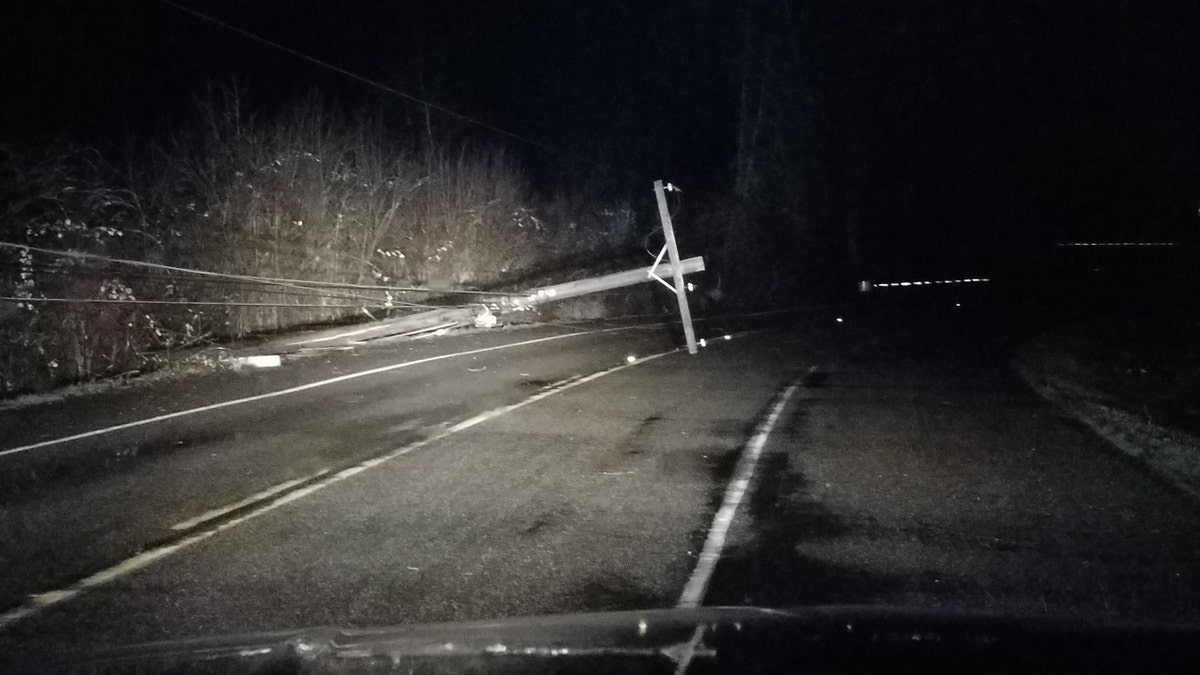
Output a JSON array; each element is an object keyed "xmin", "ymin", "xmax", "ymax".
[{"xmin": 53, "ymin": 604, "xmax": 1200, "ymax": 674}]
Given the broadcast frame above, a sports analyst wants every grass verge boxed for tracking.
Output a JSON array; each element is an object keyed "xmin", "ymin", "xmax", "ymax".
[{"xmin": 1015, "ymin": 305, "xmax": 1200, "ymax": 500}]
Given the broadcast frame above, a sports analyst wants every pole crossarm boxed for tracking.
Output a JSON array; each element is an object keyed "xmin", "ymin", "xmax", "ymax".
[
  {"xmin": 502, "ymin": 257, "xmax": 705, "ymax": 310},
  {"xmin": 647, "ymin": 245, "xmax": 680, "ymax": 293}
]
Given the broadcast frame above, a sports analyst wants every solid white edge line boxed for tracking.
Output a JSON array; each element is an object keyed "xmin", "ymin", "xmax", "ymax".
[
  {"xmin": 676, "ymin": 382, "xmax": 799, "ymax": 609},
  {"xmin": 0, "ymin": 326, "xmax": 644, "ymax": 459},
  {"xmin": 0, "ymin": 346, "xmax": 700, "ymax": 631}
]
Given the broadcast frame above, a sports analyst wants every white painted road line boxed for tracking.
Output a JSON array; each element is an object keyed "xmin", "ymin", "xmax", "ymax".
[
  {"xmin": 0, "ymin": 327, "xmax": 641, "ymax": 459},
  {"xmin": 168, "ymin": 469, "xmax": 331, "ymax": 531},
  {"xmin": 677, "ymin": 381, "xmax": 799, "ymax": 609},
  {"xmin": 0, "ymin": 347, "xmax": 686, "ymax": 631}
]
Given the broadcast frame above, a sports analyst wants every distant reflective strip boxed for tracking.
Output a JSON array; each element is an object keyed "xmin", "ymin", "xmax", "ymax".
[
  {"xmin": 1059, "ymin": 242, "xmax": 1176, "ymax": 247},
  {"xmin": 0, "ymin": 326, "xmax": 646, "ymax": 459},
  {"xmin": 872, "ymin": 277, "xmax": 990, "ymax": 289}
]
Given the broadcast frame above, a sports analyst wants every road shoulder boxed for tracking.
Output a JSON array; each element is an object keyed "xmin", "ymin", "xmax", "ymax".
[{"xmin": 1015, "ymin": 341, "xmax": 1200, "ymax": 503}]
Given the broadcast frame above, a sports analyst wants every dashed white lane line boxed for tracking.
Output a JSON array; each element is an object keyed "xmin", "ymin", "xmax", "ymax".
[
  {"xmin": 0, "ymin": 327, "xmax": 640, "ymax": 459},
  {"xmin": 0, "ymin": 348, "xmax": 683, "ymax": 631},
  {"xmin": 677, "ymin": 381, "xmax": 800, "ymax": 609},
  {"xmin": 168, "ymin": 469, "xmax": 331, "ymax": 531}
]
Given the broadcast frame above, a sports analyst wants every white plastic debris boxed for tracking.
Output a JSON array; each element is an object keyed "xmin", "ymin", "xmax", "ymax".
[
  {"xmin": 474, "ymin": 306, "xmax": 497, "ymax": 328},
  {"xmin": 234, "ymin": 355, "xmax": 281, "ymax": 369}
]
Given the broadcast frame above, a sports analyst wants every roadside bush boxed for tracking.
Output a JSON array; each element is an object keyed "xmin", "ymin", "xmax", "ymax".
[
  {"xmin": 0, "ymin": 91, "xmax": 635, "ymax": 394},
  {"xmin": 0, "ymin": 147, "xmax": 165, "ymax": 391}
]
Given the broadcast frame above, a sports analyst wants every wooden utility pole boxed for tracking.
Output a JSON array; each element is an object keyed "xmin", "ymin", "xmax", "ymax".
[
  {"xmin": 272, "ymin": 182, "xmax": 705, "ymax": 352},
  {"xmin": 653, "ymin": 180, "xmax": 699, "ymax": 354}
]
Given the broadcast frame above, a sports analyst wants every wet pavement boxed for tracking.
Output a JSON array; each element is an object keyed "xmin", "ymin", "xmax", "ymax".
[{"xmin": 3, "ymin": 298, "xmax": 1200, "ymax": 669}]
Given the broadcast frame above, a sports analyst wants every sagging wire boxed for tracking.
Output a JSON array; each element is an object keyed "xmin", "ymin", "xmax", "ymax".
[
  {"xmin": 0, "ymin": 241, "xmax": 514, "ymax": 297},
  {"xmin": 0, "ymin": 247, "xmax": 497, "ymax": 311},
  {"xmin": 0, "ymin": 261, "xmax": 413, "ymax": 306},
  {"xmin": 1, "ymin": 5, "xmax": 670, "ymax": 324},
  {"xmin": 0, "ymin": 296, "xmax": 392, "ymax": 309},
  {"xmin": 156, "ymin": 0, "xmax": 614, "ymax": 175},
  {"xmin": 642, "ymin": 188, "xmax": 683, "ymax": 257}
]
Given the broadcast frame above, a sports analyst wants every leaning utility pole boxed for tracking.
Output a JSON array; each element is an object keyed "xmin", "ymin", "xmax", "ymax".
[{"xmin": 652, "ymin": 180, "xmax": 699, "ymax": 354}]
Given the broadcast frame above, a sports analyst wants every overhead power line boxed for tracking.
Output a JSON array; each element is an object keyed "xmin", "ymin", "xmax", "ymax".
[
  {"xmin": 0, "ymin": 296, "xmax": 393, "ymax": 309},
  {"xmin": 0, "ymin": 261, "xmax": 396, "ymax": 305},
  {"xmin": 156, "ymin": 0, "xmax": 608, "ymax": 171},
  {"xmin": 0, "ymin": 241, "xmax": 513, "ymax": 297}
]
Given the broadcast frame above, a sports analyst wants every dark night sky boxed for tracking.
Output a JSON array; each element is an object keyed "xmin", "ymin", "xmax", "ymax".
[{"xmin": 3, "ymin": 0, "xmax": 1197, "ymax": 276}]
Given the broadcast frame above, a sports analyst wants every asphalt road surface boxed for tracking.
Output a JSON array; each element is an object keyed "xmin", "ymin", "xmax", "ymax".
[{"xmin": 2, "ymin": 298, "xmax": 1200, "ymax": 668}]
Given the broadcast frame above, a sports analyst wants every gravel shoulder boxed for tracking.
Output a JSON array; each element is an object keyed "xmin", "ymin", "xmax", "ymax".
[{"xmin": 1015, "ymin": 305, "xmax": 1200, "ymax": 501}]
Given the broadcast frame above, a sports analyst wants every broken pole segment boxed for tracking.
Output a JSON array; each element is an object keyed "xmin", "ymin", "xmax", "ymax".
[{"xmin": 503, "ymin": 257, "xmax": 706, "ymax": 310}]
